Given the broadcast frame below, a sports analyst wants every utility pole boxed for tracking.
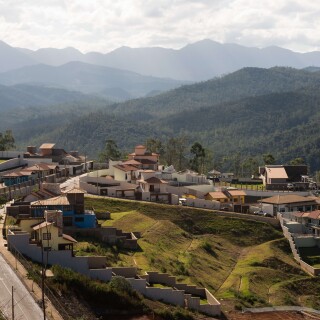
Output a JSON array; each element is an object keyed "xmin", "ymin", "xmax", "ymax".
[
  {"xmin": 11, "ymin": 286, "xmax": 14, "ymax": 320},
  {"xmin": 41, "ymin": 244, "xmax": 46, "ymax": 320}
]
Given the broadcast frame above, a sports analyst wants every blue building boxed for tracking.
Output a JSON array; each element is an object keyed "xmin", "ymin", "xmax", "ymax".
[{"xmin": 31, "ymin": 188, "xmax": 96, "ymax": 229}]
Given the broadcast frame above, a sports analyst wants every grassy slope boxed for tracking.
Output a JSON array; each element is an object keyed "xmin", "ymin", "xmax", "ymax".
[{"xmin": 85, "ymin": 196, "xmax": 320, "ymax": 311}]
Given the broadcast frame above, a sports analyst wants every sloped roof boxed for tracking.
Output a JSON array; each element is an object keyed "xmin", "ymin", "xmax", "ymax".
[
  {"xmin": 296, "ymin": 210, "xmax": 320, "ymax": 219},
  {"xmin": 39, "ymin": 143, "xmax": 55, "ymax": 149},
  {"xmin": 261, "ymin": 194, "xmax": 316, "ymax": 204},
  {"xmin": 27, "ymin": 163, "xmax": 59, "ymax": 171},
  {"xmin": 114, "ymin": 164, "xmax": 139, "ymax": 172},
  {"xmin": 228, "ymin": 190, "xmax": 247, "ymax": 196},
  {"xmin": 62, "ymin": 234, "xmax": 77, "ymax": 243},
  {"xmin": 33, "ymin": 221, "xmax": 53, "ymax": 231},
  {"xmin": 2, "ymin": 171, "xmax": 34, "ymax": 177},
  {"xmin": 266, "ymin": 167, "xmax": 288, "ymax": 179},
  {"xmin": 62, "ymin": 187, "xmax": 86, "ymax": 194},
  {"xmin": 206, "ymin": 192, "xmax": 228, "ymax": 199},
  {"xmin": 138, "ymin": 177, "xmax": 168, "ymax": 184},
  {"xmin": 122, "ymin": 159, "xmax": 142, "ymax": 165},
  {"xmin": 32, "ymin": 195, "xmax": 70, "ymax": 206}
]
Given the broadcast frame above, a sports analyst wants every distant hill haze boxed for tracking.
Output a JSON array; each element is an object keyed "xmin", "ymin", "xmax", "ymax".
[
  {"xmin": 1, "ymin": 39, "xmax": 319, "ymax": 81},
  {"xmin": 0, "ymin": 61, "xmax": 186, "ymax": 99}
]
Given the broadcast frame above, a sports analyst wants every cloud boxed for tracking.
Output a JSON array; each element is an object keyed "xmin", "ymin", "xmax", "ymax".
[{"xmin": 0, "ymin": 0, "xmax": 319, "ymax": 52}]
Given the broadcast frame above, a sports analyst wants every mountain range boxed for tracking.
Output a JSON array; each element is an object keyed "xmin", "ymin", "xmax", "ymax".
[{"xmin": 1, "ymin": 39, "xmax": 320, "ymax": 82}]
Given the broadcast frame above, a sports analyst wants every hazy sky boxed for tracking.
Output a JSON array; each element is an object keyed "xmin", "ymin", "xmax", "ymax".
[{"xmin": 0, "ymin": 0, "xmax": 319, "ymax": 53}]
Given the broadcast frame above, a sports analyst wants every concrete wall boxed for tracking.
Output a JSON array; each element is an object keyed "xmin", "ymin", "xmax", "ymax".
[
  {"xmin": 145, "ymin": 287, "xmax": 185, "ymax": 306},
  {"xmin": 0, "ymin": 158, "xmax": 25, "ymax": 173},
  {"xmin": 294, "ymin": 236, "xmax": 317, "ymax": 247},
  {"xmin": 285, "ymin": 222, "xmax": 304, "ymax": 234},
  {"xmin": 87, "ymin": 256, "xmax": 107, "ymax": 269},
  {"xmin": 112, "ymin": 267, "xmax": 137, "ymax": 278},
  {"xmin": 278, "ymin": 214, "xmax": 320, "ymax": 276},
  {"xmin": 0, "ymin": 151, "xmax": 24, "ymax": 159},
  {"xmin": 7, "ymin": 231, "xmax": 221, "ymax": 316},
  {"xmin": 185, "ymin": 198, "xmax": 220, "ymax": 210}
]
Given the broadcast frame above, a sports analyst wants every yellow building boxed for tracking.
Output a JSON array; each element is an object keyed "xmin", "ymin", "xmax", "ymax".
[
  {"xmin": 227, "ymin": 190, "xmax": 246, "ymax": 204},
  {"xmin": 205, "ymin": 192, "xmax": 229, "ymax": 203},
  {"xmin": 33, "ymin": 221, "xmax": 76, "ymax": 251}
]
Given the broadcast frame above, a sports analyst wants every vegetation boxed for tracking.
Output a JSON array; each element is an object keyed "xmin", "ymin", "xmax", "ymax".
[
  {"xmin": 84, "ymin": 196, "xmax": 320, "ymax": 312},
  {"xmin": 0, "ymin": 130, "xmax": 15, "ymax": 151},
  {"xmin": 5, "ymin": 67, "xmax": 320, "ymax": 173},
  {"xmin": 299, "ymin": 247, "xmax": 320, "ymax": 267}
]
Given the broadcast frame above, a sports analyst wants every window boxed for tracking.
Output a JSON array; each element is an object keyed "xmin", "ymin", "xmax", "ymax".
[{"xmin": 42, "ymin": 233, "xmax": 51, "ymax": 240}]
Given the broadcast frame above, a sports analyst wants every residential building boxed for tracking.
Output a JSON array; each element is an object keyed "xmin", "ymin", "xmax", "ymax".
[
  {"xmin": 260, "ymin": 194, "xmax": 318, "ymax": 215},
  {"xmin": 127, "ymin": 145, "xmax": 159, "ymax": 170},
  {"xmin": 259, "ymin": 165, "xmax": 308, "ymax": 190}
]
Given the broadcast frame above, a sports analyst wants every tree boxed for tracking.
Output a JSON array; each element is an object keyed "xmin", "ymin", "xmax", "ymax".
[
  {"xmin": 289, "ymin": 157, "xmax": 305, "ymax": 165},
  {"xmin": 189, "ymin": 142, "xmax": 206, "ymax": 173},
  {"xmin": 0, "ymin": 130, "xmax": 15, "ymax": 151},
  {"xmin": 263, "ymin": 153, "xmax": 275, "ymax": 165},
  {"xmin": 163, "ymin": 135, "xmax": 188, "ymax": 170},
  {"xmin": 99, "ymin": 140, "xmax": 121, "ymax": 163},
  {"xmin": 145, "ymin": 138, "xmax": 164, "ymax": 156}
]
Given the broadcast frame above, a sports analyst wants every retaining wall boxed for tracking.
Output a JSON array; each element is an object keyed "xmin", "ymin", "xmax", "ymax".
[{"xmin": 278, "ymin": 214, "xmax": 320, "ymax": 276}]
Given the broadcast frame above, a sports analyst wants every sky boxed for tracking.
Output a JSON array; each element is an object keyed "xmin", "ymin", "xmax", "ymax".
[{"xmin": 0, "ymin": 0, "xmax": 319, "ymax": 53}]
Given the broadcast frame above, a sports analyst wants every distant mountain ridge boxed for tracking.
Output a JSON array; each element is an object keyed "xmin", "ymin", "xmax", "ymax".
[
  {"xmin": 1, "ymin": 39, "xmax": 319, "ymax": 81},
  {"xmin": 0, "ymin": 61, "xmax": 186, "ymax": 99}
]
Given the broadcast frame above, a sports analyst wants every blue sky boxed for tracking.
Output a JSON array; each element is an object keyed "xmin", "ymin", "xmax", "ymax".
[{"xmin": 0, "ymin": 0, "xmax": 319, "ymax": 53}]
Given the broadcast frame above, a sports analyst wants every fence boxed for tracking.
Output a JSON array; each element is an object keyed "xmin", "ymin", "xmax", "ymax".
[{"xmin": 8, "ymin": 243, "xmax": 71, "ymax": 320}]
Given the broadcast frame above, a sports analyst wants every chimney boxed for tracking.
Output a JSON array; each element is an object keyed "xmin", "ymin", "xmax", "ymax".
[{"xmin": 45, "ymin": 210, "xmax": 63, "ymax": 236}]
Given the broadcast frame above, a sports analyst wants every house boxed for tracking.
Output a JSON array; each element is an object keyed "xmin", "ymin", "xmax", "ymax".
[
  {"xmin": 293, "ymin": 210, "xmax": 320, "ymax": 237},
  {"xmin": 226, "ymin": 190, "xmax": 246, "ymax": 204},
  {"xmin": 260, "ymin": 194, "xmax": 318, "ymax": 215},
  {"xmin": 1, "ymin": 170, "xmax": 37, "ymax": 186},
  {"xmin": 259, "ymin": 165, "xmax": 308, "ymax": 190},
  {"xmin": 113, "ymin": 163, "xmax": 140, "ymax": 182},
  {"xmin": 32, "ymin": 210, "xmax": 77, "ymax": 251},
  {"xmin": 205, "ymin": 191, "xmax": 229, "ymax": 203},
  {"xmin": 127, "ymin": 145, "xmax": 159, "ymax": 170},
  {"xmin": 137, "ymin": 170, "xmax": 172, "ymax": 203},
  {"xmin": 30, "ymin": 187, "xmax": 97, "ymax": 228}
]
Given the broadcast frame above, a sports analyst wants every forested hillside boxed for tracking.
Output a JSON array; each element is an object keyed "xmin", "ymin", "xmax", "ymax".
[{"xmin": 4, "ymin": 66, "xmax": 320, "ymax": 173}]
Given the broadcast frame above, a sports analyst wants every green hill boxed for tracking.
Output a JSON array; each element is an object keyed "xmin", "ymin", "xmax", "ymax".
[
  {"xmin": 84, "ymin": 196, "xmax": 320, "ymax": 313},
  {"xmin": 5, "ymin": 66, "xmax": 320, "ymax": 172}
]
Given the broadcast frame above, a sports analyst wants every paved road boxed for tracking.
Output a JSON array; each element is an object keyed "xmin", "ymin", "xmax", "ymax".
[
  {"xmin": 0, "ymin": 254, "xmax": 43, "ymax": 320},
  {"xmin": 0, "ymin": 204, "xmax": 44, "ymax": 320}
]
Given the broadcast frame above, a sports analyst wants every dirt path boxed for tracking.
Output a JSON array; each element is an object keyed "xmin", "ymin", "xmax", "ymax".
[{"xmin": 215, "ymin": 246, "xmax": 250, "ymax": 293}]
